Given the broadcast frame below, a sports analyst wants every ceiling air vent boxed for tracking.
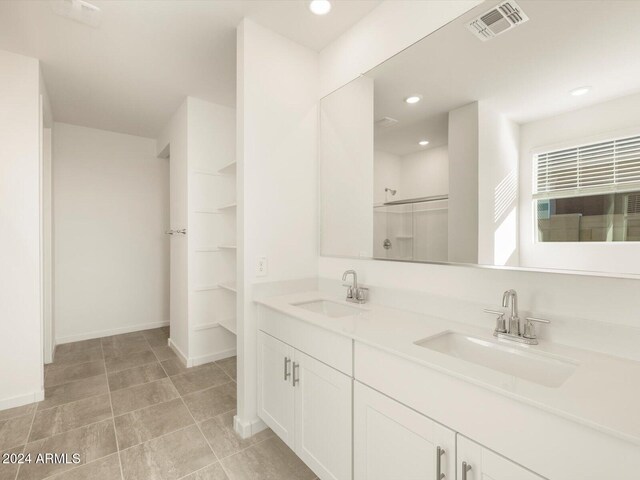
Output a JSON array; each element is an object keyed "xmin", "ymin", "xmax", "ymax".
[
  {"xmin": 375, "ymin": 117, "xmax": 398, "ymax": 129},
  {"xmin": 51, "ymin": 0, "xmax": 102, "ymax": 28},
  {"xmin": 467, "ymin": 1, "xmax": 529, "ymax": 41}
]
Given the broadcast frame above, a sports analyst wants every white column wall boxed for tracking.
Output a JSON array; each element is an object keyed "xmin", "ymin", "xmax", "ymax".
[
  {"xmin": 236, "ymin": 19, "xmax": 319, "ymax": 436},
  {"xmin": 0, "ymin": 50, "xmax": 43, "ymax": 409}
]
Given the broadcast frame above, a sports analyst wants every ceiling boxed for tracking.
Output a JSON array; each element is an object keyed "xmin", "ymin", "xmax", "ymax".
[
  {"xmin": 372, "ymin": 0, "xmax": 640, "ymax": 156},
  {"xmin": 0, "ymin": 0, "xmax": 381, "ymax": 138}
]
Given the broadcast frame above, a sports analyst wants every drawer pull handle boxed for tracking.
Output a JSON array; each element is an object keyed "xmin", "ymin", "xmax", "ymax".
[
  {"xmin": 292, "ymin": 362, "xmax": 300, "ymax": 386},
  {"xmin": 436, "ymin": 446, "xmax": 445, "ymax": 479},
  {"xmin": 462, "ymin": 461, "xmax": 472, "ymax": 480},
  {"xmin": 283, "ymin": 357, "xmax": 291, "ymax": 381}
]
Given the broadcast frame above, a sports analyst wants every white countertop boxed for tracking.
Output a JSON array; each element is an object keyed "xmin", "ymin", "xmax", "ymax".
[{"xmin": 256, "ymin": 290, "xmax": 640, "ymax": 446}]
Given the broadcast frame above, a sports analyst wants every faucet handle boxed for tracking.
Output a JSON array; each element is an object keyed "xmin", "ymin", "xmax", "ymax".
[
  {"xmin": 523, "ymin": 317, "xmax": 551, "ymax": 340},
  {"xmin": 483, "ymin": 308, "xmax": 507, "ymax": 333},
  {"xmin": 355, "ymin": 286, "xmax": 369, "ymax": 303},
  {"xmin": 344, "ymin": 285, "xmax": 354, "ymax": 299},
  {"xmin": 525, "ymin": 317, "xmax": 551, "ymax": 324}
]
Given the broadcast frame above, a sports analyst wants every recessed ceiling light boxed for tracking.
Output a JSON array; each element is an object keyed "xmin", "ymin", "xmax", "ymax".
[
  {"xmin": 309, "ymin": 0, "xmax": 331, "ymax": 15},
  {"xmin": 405, "ymin": 95, "xmax": 422, "ymax": 104},
  {"xmin": 570, "ymin": 86, "xmax": 591, "ymax": 97},
  {"xmin": 418, "ymin": 140, "xmax": 429, "ymax": 146}
]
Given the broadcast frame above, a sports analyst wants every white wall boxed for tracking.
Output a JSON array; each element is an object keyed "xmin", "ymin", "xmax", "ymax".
[
  {"xmin": 478, "ymin": 103, "xmax": 519, "ymax": 266},
  {"xmin": 519, "ymin": 92, "xmax": 640, "ymax": 274},
  {"xmin": 236, "ymin": 18, "xmax": 319, "ymax": 436},
  {"xmin": 399, "ymin": 146, "xmax": 449, "ymax": 201},
  {"xmin": 317, "ymin": 0, "xmax": 640, "ymax": 359},
  {"xmin": 373, "ymin": 150, "xmax": 400, "ymax": 204},
  {"xmin": 448, "ymin": 102, "xmax": 479, "ymax": 263},
  {"xmin": 54, "ymin": 123, "xmax": 169, "ymax": 343},
  {"xmin": 320, "ymin": 75, "xmax": 374, "ymax": 258},
  {"xmin": 0, "ymin": 50, "xmax": 44, "ymax": 409}
]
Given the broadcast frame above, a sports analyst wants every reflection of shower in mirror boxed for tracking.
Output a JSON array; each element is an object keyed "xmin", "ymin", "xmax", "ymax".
[{"xmin": 384, "ymin": 187, "xmax": 397, "ymax": 202}]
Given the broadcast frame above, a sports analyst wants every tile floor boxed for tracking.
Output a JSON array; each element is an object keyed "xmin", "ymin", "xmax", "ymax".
[{"xmin": 0, "ymin": 328, "xmax": 316, "ymax": 480}]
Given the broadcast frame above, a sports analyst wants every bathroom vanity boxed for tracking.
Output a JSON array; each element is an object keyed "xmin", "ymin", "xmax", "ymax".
[{"xmin": 255, "ymin": 291, "xmax": 640, "ymax": 480}]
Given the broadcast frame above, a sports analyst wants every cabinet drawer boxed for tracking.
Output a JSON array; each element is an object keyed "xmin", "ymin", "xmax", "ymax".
[{"xmin": 258, "ymin": 305, "xmax": 353, "ymax": 375}]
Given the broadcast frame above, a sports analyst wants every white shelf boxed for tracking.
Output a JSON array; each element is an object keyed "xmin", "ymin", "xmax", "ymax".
[
  {"xmin": 218, "ymin": 245, "xmax": 237, "ymax": 250},
  {"xmin": 194, "ymin": 209, "xmax": 222, "ymax": 215},
  {"xmin": 218, "ymin": 203, "xmax": 237, "ymax": 211},
  {"xmin": 219, "ymin": 317, "xmax": 237, "ymax": 335},
  {"xmin": 194, "ymin": 246, "xmax": 220, "ymax": 253},
  {"xmin": 218, "ymin": 161, "xmax": 236, "ymax": 175},
  {"xmin": 192, "ymin": 169, "xmax": 221, "ymax": 177},
  {"xmin": 192, "ymin": 322, "xmax": 220, "ymax": 332},
  {"xmin": 218, "ymin": 281, "xmax": 237, "ymax": 293},
  {"xmin": 192, "ymin": 285, "xmax": 221, "ymax": 292}
]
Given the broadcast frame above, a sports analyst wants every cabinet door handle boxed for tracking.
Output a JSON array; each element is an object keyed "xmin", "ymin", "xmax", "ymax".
[
  {"xmin": 436, "ymin": 446, "xmax": 445, "ymax": 479},
  {"xmin": 283, "ymin": 357, "xmax": 291, "ymax": 381},
  {"xmin": 461, "ymin": 461, "xmax": 472, "ymax": 480},
  {"xmin": 292, "ymin": 362, "xmax": 300, "ymax": 386}
]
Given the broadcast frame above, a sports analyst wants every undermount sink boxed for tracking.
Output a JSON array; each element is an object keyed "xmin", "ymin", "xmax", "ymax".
[
  {"xmin": 292, "ymin": 299, "xmax": 363, "ymax": 318},
  {"xmin": 415, "ymin": 331, "xmax": 578, "ymax": 388}
]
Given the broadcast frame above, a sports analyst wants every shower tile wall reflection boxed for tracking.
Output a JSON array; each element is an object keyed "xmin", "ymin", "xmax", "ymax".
[{"xmin": 374, "ymin": 199, "xmax": 448, "ymax": 262}]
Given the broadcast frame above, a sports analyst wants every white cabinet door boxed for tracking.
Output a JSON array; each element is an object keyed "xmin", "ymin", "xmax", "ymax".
[
  {"xmin": 257, "ymin": 331, "xmax": 295, "ymax": 448},
  {"xmin": 457, "ymin": 435, "xmax": 545, "ymax": 480},
  {"xmin": 354, "ymin": 382, "xmax": 456, "ymax": 480},
  {"xmin": 294, "ymin": 350, "xmax": 352, "ymax": 480}
]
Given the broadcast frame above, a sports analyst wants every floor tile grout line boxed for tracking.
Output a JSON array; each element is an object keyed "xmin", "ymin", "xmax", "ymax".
[
  {"xmin": 13, "ymin": 404, "xmax": 38, "ymax": 480},
  {"xmin": 171, "ymin": 378, "xmax": 236, "ymax": 401},
  {"xmin": 155, "ymin": 344, "xmax": 236, "ymax": 480},
  {"xmin": 17, "ymin": 365, "xmax": 114, "ymax": 480},
  {"xmin": 0, "ymin": 406, "xmax": 37, "ymax": 424},
  {"xmin": 198, "ymin": 417, "xmax": 276, "ymax": 463},
  {"xmin": 38, "ymin": 453, "xmax": 121, "ymax": 480},
  {"xmin": 27, "ymin": 416, "xmax": 114, "ymax": 446},
  {"xmin": 23, "ymin": 331, "xmax": 237, "ymax": 480},
  {"xmin": 100, "ymin": 340, "xmax": 126, "ymax": 480},
  {"xmin": 24, "ymin": 348, "xmax": 231, "ymax": 444},
  {"xmin": 175, "ymin": 461, "xmax": 221, "ymax": 480},
  {"xmin": 36, "ymin": 378, "xmax": 110, "ymax": 414},
  {"xmin": 115, "ymin": 423, "xmax": 201, "ymax": 455},
  {"xmin": 214, "ymin": 431, "xmax": 279, "ymax": 472},
  {"xmin": 33, "ymin": 367, "xmax": 191, "ymax": 442},
  {"xmin": 43, "ymin": 369, "xmax": 107, "ymax": 391},
  {"xmin": 106, "ymin": 357, "xmax": 167, "ymax": 379}
]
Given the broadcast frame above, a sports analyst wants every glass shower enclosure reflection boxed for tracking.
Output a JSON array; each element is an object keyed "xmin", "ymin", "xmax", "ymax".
[{"xmin": 373, "ymin": 197, "xmax": 448, "ymax": 262}]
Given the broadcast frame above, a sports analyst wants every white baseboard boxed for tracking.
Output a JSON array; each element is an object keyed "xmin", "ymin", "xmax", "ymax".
[
  {"xmin": 234, "ymin": 415, "xmax": 268, "ymax": 440},
  {"xmin": 0, "ymin": 390, "xmax": 45, "ymax": 411},
  {"xmin": 168, "ymin": 338, "xmax": 192, "ymax": 367},
  {"xmin": 56, "ymin": 321, "xmax": 169, "ymax": 345},
  {"xmin": 191, "ymin": 347, "xmax": 237, "ymax": 367}
]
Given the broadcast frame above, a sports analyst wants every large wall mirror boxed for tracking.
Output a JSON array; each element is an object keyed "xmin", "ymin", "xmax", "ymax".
[{"xmin": 319, "ymin": 0, "xmax": 640, "ymax": 276}]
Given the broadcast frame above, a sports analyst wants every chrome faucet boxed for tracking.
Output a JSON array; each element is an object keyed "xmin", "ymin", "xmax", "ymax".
[
  {"xmin": 342, "ymin": 270, "xmax": 368, "ymax": 304},
  {"xmin": 502, "ymin": 289, "xmax": 520, "ymax": 335},
  {"xmin": 483, "ymin": 289, "xmax": 551, "ymax": 345}
]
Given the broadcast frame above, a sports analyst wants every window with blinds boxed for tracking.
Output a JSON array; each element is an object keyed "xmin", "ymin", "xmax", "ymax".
[
  {"xmin": 534, "ymin": 135, "xmax": 640, "ymax": 199},
  {"xmin": 534, "ymin": 134, "xmax": 640, "ymax": 242}
]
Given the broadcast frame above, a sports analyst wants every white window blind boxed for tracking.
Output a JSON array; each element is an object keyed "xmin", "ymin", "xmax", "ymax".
[{"xmin": 534, "ymin": 135, "xmax": 640, "ymax": 199}]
